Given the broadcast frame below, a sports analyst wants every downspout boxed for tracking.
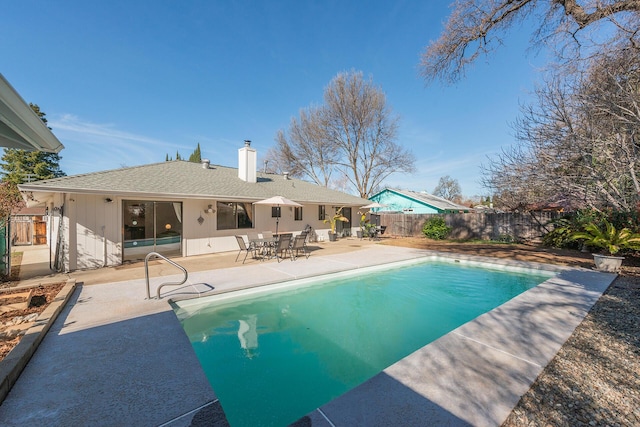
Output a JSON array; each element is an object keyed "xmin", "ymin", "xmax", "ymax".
[
  {"xmin": 102, "ymin": 225, "xmax": 107, "ymax": 267},
  {"xmin": 48, "ymin": 206, "xmax": 52, "ymax": 270}
]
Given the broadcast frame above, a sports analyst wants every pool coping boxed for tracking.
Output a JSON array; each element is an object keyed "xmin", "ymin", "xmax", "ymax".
[
  {"xmin": 0, "ymin": 246, "xmax": 617, "ymax": 427},
  {"xmin": 302, "ymin": 260, "xmax": 615, "ymax": 426}
]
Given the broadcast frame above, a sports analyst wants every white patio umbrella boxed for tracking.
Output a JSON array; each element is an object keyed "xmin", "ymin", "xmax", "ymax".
[
  {"xmin": 254, "ymin": 195, "xmax": 302, "ymax": 234},
  {"xmin": 361, "ymin": 202, "xmax": 387, "ymax": 209}
]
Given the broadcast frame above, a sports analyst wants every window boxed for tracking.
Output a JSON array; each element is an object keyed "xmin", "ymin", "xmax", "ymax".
[
  {"xmin": 318, "ymin": 205, "xmax": 326, "ymax": 220},
  {"xmin": 294, "ymin": 206, "xmax": 303, "ymax": 221},
  {"xmin": 271, "ymin": 206, "xmax": 281, "ymax": 218},
  {"xmin": 217, "ymin": 201, "xmax": 254, "ymax": 230}
]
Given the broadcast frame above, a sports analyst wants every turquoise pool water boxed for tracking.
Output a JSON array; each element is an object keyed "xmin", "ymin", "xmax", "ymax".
[{"xmin": 174, "ymin": 258, "xmax": 554, "ymax": 426}]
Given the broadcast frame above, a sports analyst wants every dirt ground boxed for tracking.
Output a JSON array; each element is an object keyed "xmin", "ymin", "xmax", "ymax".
[
  {"xmin": 381, "ymin": 237, "xmax": 629, "ymax": 269},
  {"xmin": 0, "ymin": 282, "xmax": 65, "ymax": 360}
]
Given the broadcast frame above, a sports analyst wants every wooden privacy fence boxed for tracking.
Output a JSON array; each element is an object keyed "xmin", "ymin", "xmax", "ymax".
[
  {"xmin": 379, "ymin": 212, "xmax": 563, "ymax": 242},
  {"xmin": 10, "ymin": 216, "xmax": 47, "ymax": 245}
]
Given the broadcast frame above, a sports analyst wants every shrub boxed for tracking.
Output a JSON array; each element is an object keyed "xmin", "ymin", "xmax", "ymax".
[
  {"xmin": 569, "ymin": 219, "xmax": 640, "ymax": 255},
  {"xmin": 542, "ymin": 209, "xmax": 606, "ymax": 249},
  {"xmin": 543, "ymin": 209, "xmax": 640, "ymax": 250},
  {"xmin": 542, "ymin": 218, "xmax": 580, "ymax": 249},
  {"xmin": 422, "ymin": 216, "xmax": 451, "ymax": 240}
]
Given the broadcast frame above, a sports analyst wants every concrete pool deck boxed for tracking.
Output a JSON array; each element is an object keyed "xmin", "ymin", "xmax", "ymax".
[{"xmin": 0, "ymin": 244, "xmax": 616, "ymax": 426}]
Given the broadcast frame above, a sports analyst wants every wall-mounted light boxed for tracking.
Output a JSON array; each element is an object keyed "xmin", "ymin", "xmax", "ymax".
[
  {"xmin": 105, "ymin": 197, "xmax": 113, "ymax": 203},
  {"xmin": 206, "ymin": 204, "xmax": 215, "ymax": 214}
]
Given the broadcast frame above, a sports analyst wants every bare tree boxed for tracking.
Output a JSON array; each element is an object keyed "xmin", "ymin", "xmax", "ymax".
[
  {"xmin": 273, "ymin": 70, "xmax": 415, "ymax": 198},
  {"xmin": 266, "ymin": 106, "xmax": 337, "ymax": 186},
  {"xmin": 420, "ymin": 0, "xmax": 640, "ymax": 84},
  {"xmin": 433, "ymin": 175, "xmax": 463, "ymax": 201},
  {"xmin": 482, "ymin": 46, "xmax": 640, "ymax": 211}
]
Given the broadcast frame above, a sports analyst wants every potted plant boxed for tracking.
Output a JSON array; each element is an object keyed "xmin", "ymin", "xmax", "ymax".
[
  {"xmin": 356, "ymin": 211, "xmax": 368, "ymax": 239},
  {"xmin": 570, "ymin": 219, "xmax": 640, "ymax": 272},
  {"xmin": 324, "ymin": 207, "xmax": 349, "ymax": 241}
]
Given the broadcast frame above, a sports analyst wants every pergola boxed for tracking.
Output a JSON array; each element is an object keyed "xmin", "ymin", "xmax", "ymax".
[{"xmin": 0, "ymin": 73, "xmax": 64, "ymax": 153}]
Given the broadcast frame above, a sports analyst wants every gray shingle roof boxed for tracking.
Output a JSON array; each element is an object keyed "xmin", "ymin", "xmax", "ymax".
[
  {"xmin": 383, "ymin": 188, "xmax": 470, "ymax": 212},
  {"xmin": 19, "ymin": 161, "xmax": 369, "ymax": 205}
]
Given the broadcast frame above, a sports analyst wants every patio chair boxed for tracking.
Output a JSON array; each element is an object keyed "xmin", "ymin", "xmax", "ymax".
[
  {"xmin": 235, "ymin": 235, "xmax": 257, "ymax": 264},
  {"xmin": 262, "ymin": 231, "xmax": 274, "ymax": 240},
  {"xmin": 247, "ymin": 231, "xmax": 264, "ymax": 255},
  {"xmin": 273, "ymin": 234, "xmax": 292, "ymax": 263},
  {"xmin": 299, "ymin": 230, "xmax": 310, "ymax": 251},
  {"xmin": 290, "ymin": 234, "xmax": 309, "ymax": 260}
]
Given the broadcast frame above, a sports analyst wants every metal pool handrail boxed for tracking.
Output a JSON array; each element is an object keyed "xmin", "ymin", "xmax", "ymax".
[{"xmin": 144, "ymin": 252, "xmax": 188, "ymax": 299}]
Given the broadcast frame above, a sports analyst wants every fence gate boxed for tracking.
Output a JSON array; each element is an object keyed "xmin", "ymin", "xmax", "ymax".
[
  {"xmin": 10, "ymin": 216, "xmax": 47, "ymax": 246},
  {"xmin": 34, "ymin": 221, "xmax": 47, "ymax": 245}
]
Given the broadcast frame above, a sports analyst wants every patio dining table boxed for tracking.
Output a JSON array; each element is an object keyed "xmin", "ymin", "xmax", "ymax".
[{"xmin": 250, "ymin": 236, "xmax": 278, "ymax": 260}]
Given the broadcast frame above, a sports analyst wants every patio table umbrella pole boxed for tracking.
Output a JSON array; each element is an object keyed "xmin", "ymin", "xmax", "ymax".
[{"xmin": 254, "ymin": 196, "xmax": 303, "ymax": 235}]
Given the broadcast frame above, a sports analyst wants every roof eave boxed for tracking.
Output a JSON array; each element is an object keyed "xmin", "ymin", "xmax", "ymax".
[
  {"xmin": 17, "ymin": 185, "xmax": 367, "ymax": 205},
  {"xmin": 0, "ymin": 74, "xmax": 64, "ymax": 153}
]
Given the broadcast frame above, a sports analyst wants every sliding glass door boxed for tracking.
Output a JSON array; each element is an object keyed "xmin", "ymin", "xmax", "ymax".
[{"xmin": 123, "ymin": 200, "xmax": 182, "ymax": 262}]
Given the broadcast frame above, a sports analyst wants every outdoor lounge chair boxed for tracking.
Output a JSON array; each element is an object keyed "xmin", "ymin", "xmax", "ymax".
[
  {"xmin": 235, "ymin": 235, "xmax": 257, "ymax": 264},
  {"xmin": 273, "ymin": 234, "xmax": 292, "ymax": 262},
  {"xmin": 290, "ymin": 234, "xmax": 309, "ymax": 260}
]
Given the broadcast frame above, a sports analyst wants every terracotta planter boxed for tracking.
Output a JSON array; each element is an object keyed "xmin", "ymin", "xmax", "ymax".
[{"xmin": 592, "ymin": 253, "xmax": 624, "ymax": 273}]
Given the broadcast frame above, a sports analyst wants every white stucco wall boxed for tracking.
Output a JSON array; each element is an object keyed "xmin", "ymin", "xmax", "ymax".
[
  {"xmin": 67, "ymin": 193, "xmax": 121, "ymax": 270},
  {"xmin": 56, "ymin": 194, "xmax": 359, "ymax": 271}
]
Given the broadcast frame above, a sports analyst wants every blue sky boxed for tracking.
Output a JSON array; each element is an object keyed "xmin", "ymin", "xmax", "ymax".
[{"xmin": 2, "ymin": 1, "xmax": 546, "ymax": 198}]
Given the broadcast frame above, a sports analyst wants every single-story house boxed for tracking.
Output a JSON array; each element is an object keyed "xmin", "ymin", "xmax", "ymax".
[
  {"xmin": 18, "ymin": 142, "xmax": 369, "ymax": 272},
  {"xmin": 369, "ymin": 188, "xmax": 471, "ymax": 214}
]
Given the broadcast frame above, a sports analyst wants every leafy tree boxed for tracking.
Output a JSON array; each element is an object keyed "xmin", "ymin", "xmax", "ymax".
[
  {"xmin": 0, "ymin": 104, "xmax": 55, "ymax": 229},
  {"xmin": 420, "ymin": 0, "xmax": 640, "ymax": 84},
  {"xmin": 166, "ymin": 144, "xmax": 202, "ymax": 163},
  {"xmin": 433, "ymin": 175, "xmax": 462, "ymax": 202},
  {"xmin": 270, "ymin": 70, "xmax": 415, "ymax": 198},
  {"xmin": 0, "ymin": 181, "xmax": 25, "ymax": 221},
  {"xmin": 188, "ymin": 143, "xmax": 202, "ymax": 163},
  {"xmin": 1, "ymin": 104, "xmax": 65, "ymax": 185}
]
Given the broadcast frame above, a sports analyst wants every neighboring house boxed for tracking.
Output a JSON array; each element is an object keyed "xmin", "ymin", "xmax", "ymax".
[
  {"xmin": 369, "ymin": 188, "xmax": 471, "ymax": 214},
  {"xmin": 18, "ymin": 142, "xmax": 369, "ymax": 272}
]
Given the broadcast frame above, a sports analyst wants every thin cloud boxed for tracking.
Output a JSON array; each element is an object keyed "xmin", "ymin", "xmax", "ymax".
[
  {"xmin": 48, "ymin": 114, "xmax": 181, "ymax": 174},
  {"xmin": 51, "ymin": 114, "xmax": 174, "ymax": 147}
]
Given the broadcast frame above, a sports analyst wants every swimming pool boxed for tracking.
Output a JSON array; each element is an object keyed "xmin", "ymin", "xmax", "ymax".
[{"xmin": 173, "ymin": 258, "xmax": 555, "ymax": 426}]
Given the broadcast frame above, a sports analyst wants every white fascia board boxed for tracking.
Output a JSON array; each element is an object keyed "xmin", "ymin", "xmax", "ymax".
[{"xmin": 0, "ymin": 74, "xmax": 64, "ymax": 153}]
